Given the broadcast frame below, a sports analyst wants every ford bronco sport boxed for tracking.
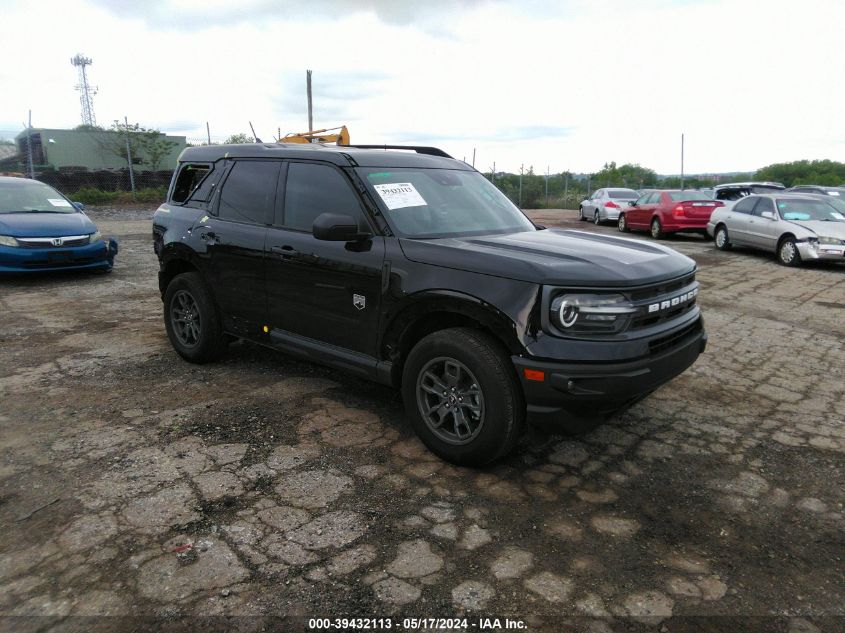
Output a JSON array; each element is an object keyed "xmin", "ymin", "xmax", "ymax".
[{"xmin": 153, "ymin": 143, "xmax": 706, "ymax": 465}]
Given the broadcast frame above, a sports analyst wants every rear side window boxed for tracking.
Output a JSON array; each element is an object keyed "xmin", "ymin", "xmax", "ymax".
[
  {"xmin": 646, "ymin": 193, "xmax": 661, "ymax": 204},
  {"xmin": 282, "ymin": 162, "xmax": 364, "ymax": 232},
  {"xmin": 217, "ymin": 160, "xmax": 279, "ymax": 224},
  {"xmin": 171, "ymin": 163, "xmax": 211, "ymax": 203}
]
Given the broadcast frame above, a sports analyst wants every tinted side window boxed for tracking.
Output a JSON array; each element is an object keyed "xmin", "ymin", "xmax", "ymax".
[
  {"xmin": 282, "ymin": 162, "xmax": 363, "ymax": 231},
  {"xmin": 217, "ymin": 161, "xmax": 279, "ymax": 224},
  {"xmin": 646, "ymin": 193, "xmax": 660, "ymax": 204},
  {"xmin": 634, "ymin": 194, "xmax": 649, "ymax": 205},
  {"xmin": 733, "ymin": 197, "xmax": 757, "ymax": 214}
]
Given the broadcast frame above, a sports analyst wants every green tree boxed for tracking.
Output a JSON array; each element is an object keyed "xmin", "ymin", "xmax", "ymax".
[
  {"xmin": 94, "ymin": 121, "xmax": 177, "ymax": 171},
  {"xmin": 223, "ymin": 133, "xmax": 254, "ymax": 144},
  {"xmin": 755, "ymin": 160, "xmax": 845, "ymax": 187}
]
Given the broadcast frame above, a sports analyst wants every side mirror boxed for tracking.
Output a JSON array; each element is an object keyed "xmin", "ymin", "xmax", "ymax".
[
  {"xmin": 312, "ymin": 213, "xmax": 369, "ymax": 242},
  {"xmin": 629, "ymin": 201, "xmax": 637, "ymax": 207},
  {"xmin": 760, "ymin": 211, "xmax": 776, "ymax": 220},
  {"xmin": 72, "ymin": 201, "xmax": 85, "ymax": 211}
]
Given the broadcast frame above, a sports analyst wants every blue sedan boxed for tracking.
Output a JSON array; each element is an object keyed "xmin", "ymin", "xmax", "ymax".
[{"xmin": 0, "ymin": 176, "xmax": 118, "ymax": 273}]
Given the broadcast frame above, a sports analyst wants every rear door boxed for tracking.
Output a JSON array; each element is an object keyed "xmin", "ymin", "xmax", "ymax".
[
  {"xmin": 204, "ymin": 159, "xmax": 280, "ymax": 335},
  {"xmin": 265, "ymin": 161, "xmax": 385, "ymax": 356}
]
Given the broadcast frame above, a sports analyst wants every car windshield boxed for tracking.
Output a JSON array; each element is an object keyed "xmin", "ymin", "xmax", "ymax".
[
  {"xmin": 357, "ymin": 168, "xmax": 536, "ymax": 238},
  {"xmin": 608, "ymin": 190, "xmax": 639, "ymax": 199},
  {"xmin": 669, "ymin": 191, "xmax": 712, "ymax": 201},
  {"xmin": 0, "ymin": 179, "xmax": 76, "ymax": 214},
  {"xmin": 777, "ymin": 198, "xmax": 845, "ymax": 221}
]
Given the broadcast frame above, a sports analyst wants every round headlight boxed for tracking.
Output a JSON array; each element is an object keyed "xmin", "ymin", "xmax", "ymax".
[{"xmin": 558, "ymin": 299, "xmax": 579, "ymax": 327}]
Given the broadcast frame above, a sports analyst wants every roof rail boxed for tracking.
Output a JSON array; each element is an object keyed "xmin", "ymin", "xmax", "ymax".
[{"xmin": 346, "ymin": 144, "xmax": 453, "ymax": 159}]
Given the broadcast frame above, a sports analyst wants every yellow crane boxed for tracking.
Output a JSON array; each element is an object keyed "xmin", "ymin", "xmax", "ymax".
[{"xmin": 281, "ymin": 125, "xmax": 350, "ymax": 145}]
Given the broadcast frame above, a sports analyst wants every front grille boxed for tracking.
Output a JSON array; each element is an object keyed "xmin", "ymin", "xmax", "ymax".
[
  {"xmin": 17, "ymin": 235, "xmax": 90, "ymax": 248},
  {"xmin": 628, "ymin": 273, "xmax": 698, "ymax": 331},
  {"xmin": 648, "ymin": 319, "xmax": 702, "ymax": 356}
]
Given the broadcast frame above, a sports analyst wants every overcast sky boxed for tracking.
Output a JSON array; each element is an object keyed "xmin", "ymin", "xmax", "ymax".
[{"xmin": 2, "ymin": 0, "xmax": 843, "ymax": 174}]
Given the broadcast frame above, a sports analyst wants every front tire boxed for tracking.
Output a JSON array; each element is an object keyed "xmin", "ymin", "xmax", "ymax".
[
  {"xmin": 579, "ymin": 206, "xmax": 586, "ymax": 221},
  {"xmin": 778, "ymin": 237, "xmax": 801, "ymax": 267},
  {"xmin": 163, "ymin": 272, "xmax": 227, "ymax": 363},
  {"xmin": 594, "ymin": 210, "xmax": 601, "ymax": 225},
  {"xmin": 714, "ymin": 225, "xmax": 731, "ymax": 250},
  {"xmin": 618, "ymin": 214, "xmax": 629, "ymax": 232},
  {"xmin": 401, "ymin": 328, "xmax": 525, "ymax": 466}
]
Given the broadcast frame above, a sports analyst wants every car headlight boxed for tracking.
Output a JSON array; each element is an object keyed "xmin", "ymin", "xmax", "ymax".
[
  {"xmin": 89, "ymin": 230, "xmax": 103, "ymax": 243},
  {"xmin": 818, "ymin": 236, "xmax": 844, "ymax": 245},
  {"xmin": 0, "ymin": 235, "xmax": 18, "ymax": 247},
  {"xmin": 549, "ymin": 292, "xmax": 637, "ymax": 334}
]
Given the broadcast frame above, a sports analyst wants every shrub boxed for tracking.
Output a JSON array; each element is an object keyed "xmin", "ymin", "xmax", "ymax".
[{"xmin": 72, "ymin": 187, "xmax": 167, "ymax": 206}]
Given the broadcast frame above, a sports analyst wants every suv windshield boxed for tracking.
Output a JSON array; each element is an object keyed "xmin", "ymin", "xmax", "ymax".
[
  {"xmin": 776, "ymin": 198, "xmax": 845, "ymax": 221},
  {"xmin": 0, "ymin": 179, "xmax": 76, "ymax": 214},
  {"xmin": 358, "ymin": 168, "xmax": 535, "ymax": 238}
]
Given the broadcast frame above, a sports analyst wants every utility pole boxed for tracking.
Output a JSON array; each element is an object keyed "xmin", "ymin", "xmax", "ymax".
[
  {"xmin": 563, "ymin": 172, "xmax": 569, "ymax": 208},
  {"xmin": 680, "ymin": 133, "xmax": 685, "ymax": 190},
  {"xmin": 206, "ymin": 121, "xmax": 211, "ymax": 145},
  {"xmin": 306, "ymin": 69, "xmax": 313, "ymax": 132},
  {"xmin": 124, "ymin": 116, "xmax": 136, "ymax": 200},
  {"xmin": 545, "ymin": 166, "xmax": 549, "ymax": 207},
  {"xmin": 471, "ymin": 148, "xmax": 476, "ymax": 168},
  {"xmin": 518, "ymin": 164, "xmax": 524, "ymax": 209},
  {"xmin": 25, "ymin": 110, "xmax": 34, "ymax": 179},
  {"xmin": 491, "ymin": 161, "xmax": 496, "ymax": 183}
]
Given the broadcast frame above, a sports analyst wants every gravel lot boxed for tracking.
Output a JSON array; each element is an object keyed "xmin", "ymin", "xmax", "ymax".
[{"xmin": 0, "ymin": 206, "xmax": 843, "ymax": 632}]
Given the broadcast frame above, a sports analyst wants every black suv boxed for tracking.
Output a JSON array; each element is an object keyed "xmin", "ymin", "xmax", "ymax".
[{"xmin": 153, "ymin": 143, "xmax": 706, "ymax": 465}]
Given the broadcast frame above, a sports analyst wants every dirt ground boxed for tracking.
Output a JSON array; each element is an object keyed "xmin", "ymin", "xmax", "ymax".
[{"xmin": 0, "ymin": 206, "xmax": 843, "ymax": 633}]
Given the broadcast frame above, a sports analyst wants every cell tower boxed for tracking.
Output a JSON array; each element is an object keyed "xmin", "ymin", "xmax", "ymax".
[{"xmin": 70, "ymin": 54, "xmax": 98, "ymax": 126}]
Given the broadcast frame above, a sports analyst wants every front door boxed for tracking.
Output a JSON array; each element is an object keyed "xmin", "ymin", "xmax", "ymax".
[
  {"xmin": 203, "ymin": 159, "xmax": 280, "ymax": 335},
  {"xmin": 726, "ymin": 196, "xmax": 758, "ymax": 245},
  {"xmin": 265, "ymin": 161, "xmax": 385, "ymax": 356},
  {"xmin": 746, "ymin": 197, "xmax": 779, "ymax": 251}
]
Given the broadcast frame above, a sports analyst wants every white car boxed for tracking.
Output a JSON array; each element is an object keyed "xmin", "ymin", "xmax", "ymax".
[
  {"xmin": 706, "ymin": 193, "xmax": 845, "ymax": 266},
  {"xmin": 579, "ymin": 188, "xmax": 640, "ymax": 224}
]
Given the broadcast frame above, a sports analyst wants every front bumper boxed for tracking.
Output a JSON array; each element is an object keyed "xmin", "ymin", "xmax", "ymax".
[
  {"xmin": 0, "ymin": 238, "xmax": 118, "ymax": 273},
  {"xmin": 797, "ymin": 242, "xmax": 845, "ymax": 261},
  {"xmin": 512, "ymin": 318, "xmax": 706, "ymax": 428}
]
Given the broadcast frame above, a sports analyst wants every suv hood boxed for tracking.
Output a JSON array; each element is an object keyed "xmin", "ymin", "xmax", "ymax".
[
  {"xmin": 400, "ymin": 229, "xmax": 696, "ymax": 286},
  {"xmin": 787, "ymin": 220, "xmax": 845, "ymax": 238},
  {"xmin": 0, "ymin": 212, "xmax": 96, "ymax": 238}
]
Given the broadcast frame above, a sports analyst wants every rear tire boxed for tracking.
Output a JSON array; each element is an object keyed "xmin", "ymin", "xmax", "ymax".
[
  {"xmin": 401, "ymin": 327, "xmax": 525, "ymax": 466},
  {"xmin": 650, "ymin": 217, "xmax": 665, "ymax": 239},
  {"xmin": 594, "ymin": 210, "xmax": 601, "ymax": 225},
  {"xmin": 618, "ymin": 214, "xmax": 629, "ymax": 232},
  {"xmin": 163, "ymin": 272, "xmax": 227, "ymax": 363},
  {"xmin": 777, "ymin": 237, "xmax": 801, "ymax": 266},
  {"xmin": 714, "ymin": 225, "xmax": 731, "ymax": 250}
]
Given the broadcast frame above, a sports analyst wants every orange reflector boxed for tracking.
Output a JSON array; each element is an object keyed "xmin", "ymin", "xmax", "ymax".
[{"xmin": 523, "ymin": 368, "xmax": 545, "ymax": 382}]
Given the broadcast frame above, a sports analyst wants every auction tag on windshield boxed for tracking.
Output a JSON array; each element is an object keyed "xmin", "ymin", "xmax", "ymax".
[
  {"xmin": 48, "ymin": 198, "xmax": 72, "ymax": 207},
  {"xmin": 373, "ymin": 183, "xmax": 427, "ymax": 210}
]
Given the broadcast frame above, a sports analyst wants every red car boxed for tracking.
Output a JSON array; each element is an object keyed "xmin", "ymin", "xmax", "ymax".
[{"xmin": 618, "ymin": 190, "xmax": 724, "ymax": 239}]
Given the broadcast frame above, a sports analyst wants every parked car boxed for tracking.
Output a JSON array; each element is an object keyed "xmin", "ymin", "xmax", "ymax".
[
  {"xmin": 784, "ymin": 185, "xmax": 845, "ymax": 198},
  {"xmin": 712, "ymin": 182, "xmax": 785, "ymax": 211},
  {"xmin": 618, "ymin": 190, "xmax": 724, "ymax": 239},
  {"xmin": 579, "ymin": 188, "xmax": 640, "ymax": 224},
  {"xmin": 0, "ymin": 176, "xmax": 118, "ymax": 273},
  {"xmin": 154, "ymin": 143, "xmax": 706, "ymax": 465},
  {"xmin": 707, "ymin": 193, "xmax": 845, "ymax": 266}
]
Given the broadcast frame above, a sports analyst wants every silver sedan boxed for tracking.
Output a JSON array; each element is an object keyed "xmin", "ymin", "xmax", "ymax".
[
  {"xmin": 706, "ymin": 193, "xmax": 845, "ymax": 266},
  {"xmin": 579, "ymin": 188, "xmax": 640, "ymax": 224}
]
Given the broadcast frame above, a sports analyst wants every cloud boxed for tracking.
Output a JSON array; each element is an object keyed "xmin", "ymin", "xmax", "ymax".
[
  {"xmin": 88, "ymin": 0, "xmax": 494, "ymax": 31},
  {"xmin": 385, "ymin": 125, "xmax": 574, "ymax": 144}
]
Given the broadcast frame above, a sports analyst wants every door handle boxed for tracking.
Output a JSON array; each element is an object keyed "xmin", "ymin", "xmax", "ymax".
[{"xmin": 271, "ymin": 245, "xmax": 300, "ymax": 259}]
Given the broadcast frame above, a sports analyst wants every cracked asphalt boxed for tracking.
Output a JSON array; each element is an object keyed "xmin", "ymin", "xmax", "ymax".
[{"xmin": 0, "ymin": 206, "xmax": 843, "ymax": 632}]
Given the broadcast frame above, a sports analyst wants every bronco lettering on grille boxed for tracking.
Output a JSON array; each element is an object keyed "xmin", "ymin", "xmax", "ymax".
[{"xmin": 647, "ymin": 287, "xmax": 698, "ymax": 313}]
